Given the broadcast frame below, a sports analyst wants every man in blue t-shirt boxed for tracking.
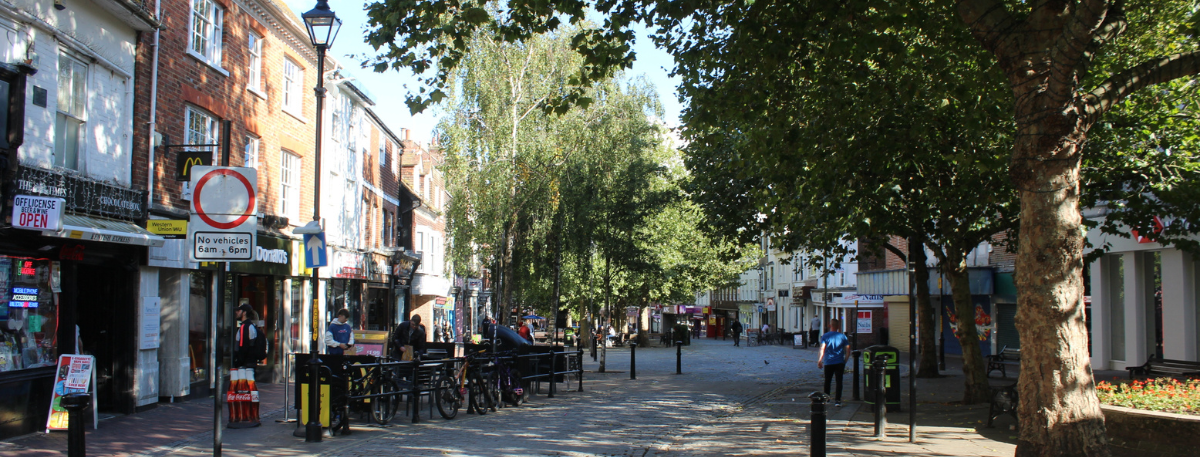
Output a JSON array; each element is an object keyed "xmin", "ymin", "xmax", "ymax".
[{"xmin": 818, "ymin": 318, "xmax": 852, "ymax": 406}]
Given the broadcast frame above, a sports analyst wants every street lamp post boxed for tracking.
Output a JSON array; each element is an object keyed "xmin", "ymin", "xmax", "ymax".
[{"xmin": 301, "ymin": 0, "xmax": 341, "ymax": 443}]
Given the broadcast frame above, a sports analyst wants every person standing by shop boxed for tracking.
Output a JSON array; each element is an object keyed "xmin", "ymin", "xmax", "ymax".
[
  {"xmin": 391, "ymin": 314, "xmax": 427, "ymax": 361},
  {"xmin": 233, "ymin": 303, "xmax": 261, "ymax": 368},
  {"xmin": 325, "ymin": 309, "xmax": 355, "ymax": 355},
  {"xmin": 731, "ymin": 319, "xmax": 743, "ymax": 347},
  {"xmin": 817, "ymin": 319, "xmax": 851, "ymax": 407},
  {"xmin": 518, "ymin": 318, "xmax": 533, "ymax": 342},
  {"xmin": 809, "ymin": 314, "xmax": 822, "ymax": 348}
]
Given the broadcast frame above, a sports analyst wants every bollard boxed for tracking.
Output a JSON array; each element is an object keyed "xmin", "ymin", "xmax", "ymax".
[
  {"xmin": 851, "ymin": 350, "xmax": 862, "ymax": 401},
  {"xmin": 306, "ymin": 356, "xmax": 323, "ymax": 442},
  {"xmin": 592, "ymin": 334, "xmax": 598, "ymax": 362},
  {"xmin": 873, "ymin": 354, "xmax": 888, "ymax": 438},
  {"xmin": 630, "ymin": 342, "xmax": 637, "ymax": 380},
  {"xmin": 550, "ymin": 351, "xmax": 558, "ymax": 398},
  {"xmin": 577, "ymin": 348, "xmax": 585, "ymax": 392},
  {"xmin": 675, "ymin": 341, "xmax": 683, "ymax": 374},
  {"xmin": 808, "ymin": 391, "xmax": 829, "ymax": 457},
  {"xmin": 938, "ymin": 333, "xmax": 946, "ymax": 370},
  {"xmin": 61, "ymin": 392, "xmax": 91, "ymax": 457}
]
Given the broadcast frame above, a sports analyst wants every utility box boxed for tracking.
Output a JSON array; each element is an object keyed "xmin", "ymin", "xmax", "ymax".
[{"xmin": 863, "ymin": 345, "xmax": 901, "ymax": 412}]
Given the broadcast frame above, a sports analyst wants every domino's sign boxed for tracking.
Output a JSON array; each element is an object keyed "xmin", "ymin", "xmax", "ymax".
[{"xmin": 12, "ymin": 195, "xmax": 65, "ymax": 231}]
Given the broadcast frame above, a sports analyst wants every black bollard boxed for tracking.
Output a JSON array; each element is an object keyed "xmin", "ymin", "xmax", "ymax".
[
  {"xmin": 808, "ymin": 391, "xmax": 829, "ymax": 457},
  {"xmin": 592, "ymin": 334, "xmax": 598, "ymax": 362},
  {"xmin": 630, "ymin": 343, "xmax": 637, "ymax": 380},
  {"xmin": 851, "ymin": 350, "xmax": 862, "ymax": 401},
  {"xmin": 676, "ymin": 341, "xmax": 683, "ymax": 374},
  {"xmin": 61, "ymin": 392, "xmax": 91, "ymax": 457},
  {"xmin": 873, "ymin": 354, "xmax": 888, "ymax": 438},
  {"xmin": 550, "ymin": 352, "xmax": 558, "ymax": 399},
  {"xmin": 938, "ymin": 332, "xmax": 946, "ymax": 370}
]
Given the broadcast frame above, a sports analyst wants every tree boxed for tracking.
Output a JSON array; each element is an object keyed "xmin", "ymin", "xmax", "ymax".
[{"xmin": 366, "ymin": 1, "xmax": 1200, "ymax": 453}]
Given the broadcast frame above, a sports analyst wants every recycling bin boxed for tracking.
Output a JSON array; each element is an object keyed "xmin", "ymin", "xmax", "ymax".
[{"xmin": 863, "ymin": 345, "xmax": 901, "ymax": 412}]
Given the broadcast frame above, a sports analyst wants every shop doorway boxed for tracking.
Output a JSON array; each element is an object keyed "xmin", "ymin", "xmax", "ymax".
[
  {"xmin": 75, "ymin": 263, "xmax": 135, "ymax": 414},
  {"xmin": 365, "ymin": 287, "xmax": 391, "ymax": 331}
]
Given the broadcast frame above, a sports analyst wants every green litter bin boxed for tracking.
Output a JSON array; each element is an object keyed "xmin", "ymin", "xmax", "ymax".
[{"xmin": 863, "ymin": 345, "xmax": 901, "ymax": 412}]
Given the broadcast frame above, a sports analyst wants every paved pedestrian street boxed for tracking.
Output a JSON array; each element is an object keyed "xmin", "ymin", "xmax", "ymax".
[{"xmin": 4, "ymin": 338, "xmax": 1028, "ymax": 456}]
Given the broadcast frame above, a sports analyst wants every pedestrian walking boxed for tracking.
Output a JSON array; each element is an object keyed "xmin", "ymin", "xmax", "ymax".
[
  {"xmin": 233, "ymin": 302, "xmax": 261, "ymax": 368},
  {"xmin": 324, "ymin": 309, "xmax": 355, "ymax": 355},
  {"xmin": 817, "ymin": 318, "xmax": 851, "ymax": 407},
  {"xmin": 731, "ymin": 319, "xmax": 743, "ymax": 346}
]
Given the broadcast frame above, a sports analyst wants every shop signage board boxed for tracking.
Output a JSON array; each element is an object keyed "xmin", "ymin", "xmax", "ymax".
[
  {"xmin": 146, "ymin": 220, "xmax": 187, "ymax": 239},
  {"xmin": 188, "ymin": 167, "xmax": 257, "ymax": 262},
  {"xmin": 46, "ymin": 354, "xmax": 98, "ymax": 431},
  {"xmin": 176, "ymin": 151, "xmax": 212, "ymax": 180},
  {"xmin": 14, "ymin": 165, "xmax": 146, "ymax": 220},
  {"xmin": 11, "ymin": 195, "xmax": 65, "ymax": 231}
]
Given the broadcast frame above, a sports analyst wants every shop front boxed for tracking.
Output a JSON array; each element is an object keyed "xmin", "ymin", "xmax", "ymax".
[{"xmin": 0, "ymin": 177, "xmax": 162, "ymax": 437}]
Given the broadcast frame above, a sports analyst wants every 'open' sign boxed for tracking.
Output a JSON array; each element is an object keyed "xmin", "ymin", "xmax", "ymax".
[{"xmin": 12, "ymin": 195, "xmax": 65, "ymax": 231}]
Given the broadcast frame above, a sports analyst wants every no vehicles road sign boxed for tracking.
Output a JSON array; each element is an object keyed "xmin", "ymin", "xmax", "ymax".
[{"xmin": 188, "ymin": 166, "xmax": 257, "ymax": 262}]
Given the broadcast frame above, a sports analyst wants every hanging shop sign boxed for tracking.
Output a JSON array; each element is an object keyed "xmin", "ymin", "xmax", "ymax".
[
  {"xmin": 331, "ymin": 249, "xmax": 367, "ymax": 279},
  {"xmin": 857, "ymin": 310, "xmax": 873, "ymax": 334},
  {"xmin": 766, "ymin": 298, "xmax": 777, "ymax": 312},
  {"xmin": 176, "ymin": 151, "xmax": 212, "ymax": 181},
  {"xmin": 11, "ymin": 195, "xmax": 64, "ymax": 231},
  {"xmin": 13, "ymin": 166, "xmax": 146, "ymax": 220}
]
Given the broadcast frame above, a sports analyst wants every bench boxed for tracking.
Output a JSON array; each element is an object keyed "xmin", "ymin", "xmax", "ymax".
[
  {"xmin": 986, "ymin": 346, "xmax": 1021, "ymax": 379},
  {"xmin": 1126, "ymin": 354, "xmax": 1200, "ymax": 379}
]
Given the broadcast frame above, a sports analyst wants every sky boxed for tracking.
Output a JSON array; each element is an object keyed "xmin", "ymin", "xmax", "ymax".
[{"xmin": 282, "ymin": 1, "xmax": 684, "ymax": 145}]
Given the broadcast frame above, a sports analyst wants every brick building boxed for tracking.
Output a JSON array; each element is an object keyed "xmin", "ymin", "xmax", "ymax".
[{"xmin": 400, "ymin": 135, "xmax": 455, "ymax": 342}]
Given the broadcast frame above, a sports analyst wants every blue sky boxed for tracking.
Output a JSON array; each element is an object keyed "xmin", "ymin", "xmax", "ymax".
[{"xmin": 282, "ymin": 1, "xmax": 683, "ymax": 144}]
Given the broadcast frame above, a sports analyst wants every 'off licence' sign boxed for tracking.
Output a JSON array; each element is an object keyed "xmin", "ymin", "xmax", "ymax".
[{"xmin": 12, "ymin": 195, "xmax": 65, "ymax": 231}]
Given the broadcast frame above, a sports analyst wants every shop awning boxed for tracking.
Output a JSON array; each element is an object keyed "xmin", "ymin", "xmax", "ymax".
[{"xmin": 42, "ymin": 214, "xmax": 166, "ymax": 247}]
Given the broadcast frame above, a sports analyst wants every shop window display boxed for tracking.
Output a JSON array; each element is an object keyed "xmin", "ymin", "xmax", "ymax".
[{"xmin": 0, "ymin": 257, "xmax": 59, "ymax": 372}]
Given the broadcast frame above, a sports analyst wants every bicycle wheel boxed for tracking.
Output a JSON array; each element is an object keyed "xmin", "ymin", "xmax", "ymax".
[
  {"xmin": 435, "ymin": 374, "xmax": 461, "ymax": 420},
  {"xmin": 468, "ymin": 375, "xmax": 488, "ymax": 415},
  {"xmin": 371, "ymin": 379, "xmax": 399, "ymax": 425},
  {"xmin": 505, "ymin": 368, "xmax": 525, "ymax": 407}
]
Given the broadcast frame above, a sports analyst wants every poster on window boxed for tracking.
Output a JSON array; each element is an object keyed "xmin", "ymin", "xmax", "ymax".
[
  {"xmin": 857, "ymin": 310, "xmax": 872, "ymax": 334},
  {"xmin": 46, "ymin": 354, "xmax": 98, "ymax": 431}
]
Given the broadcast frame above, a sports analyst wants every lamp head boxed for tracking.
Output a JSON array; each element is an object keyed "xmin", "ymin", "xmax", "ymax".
[{"xmin": 302, "ymin": 0, "xmax": 341, "ymax": 48}]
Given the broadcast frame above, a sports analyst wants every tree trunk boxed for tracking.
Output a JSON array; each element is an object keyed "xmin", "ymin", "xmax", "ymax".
[
  {"xmin": 944, "ymin": 256, "xmax": 990, "ymax": 404},
  {"xmin": 599, "ymin": 250, "xmax": 611, "ymax": 373},
  {"xmin": 1011, "ymin": 117, "xmax": 1108, "ymax": 456},
  {"xmin": 912, "ymin": 238, "xmax": 939, "ymax": 378}
]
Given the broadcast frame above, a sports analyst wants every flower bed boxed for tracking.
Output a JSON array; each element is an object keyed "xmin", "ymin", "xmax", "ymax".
[{"xmin": 1096, "ymin": 378, "xmax": 1200, "ymax": 415}]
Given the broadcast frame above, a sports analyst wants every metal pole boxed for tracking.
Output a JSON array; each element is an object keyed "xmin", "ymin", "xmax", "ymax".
[
  {"xmin": 629, "ymin": 343, "xmax": 637, "ymax": 380},
  {"xmin": 908, "ymin": 236, "xmax": 917, "ymax": 442},
  {"xmin": 873, "ymin": 355, "xmax": 887, "ymax": 438},
  {"xmin": 577, "ymin": 348, "xmax": 584, "ymax": 392},
  {"xmin": 808, "ymin": 392, "xmax": 829, "ymax": 457},
  {"xmin": 676, "ymin": 341, "xmax": 682, "ymax": 374},
  {"xmin": 852, "ymin": 350, "xmax": 862, "ymax": 401},
  {"xmin": 853, "ymin": 300, "xmax": 859, "ymax": 350},
  {"xmin": 305, "ymin": 43, "xmax": 328, "ymax": 443},
  {"xmin": 214, "ymin": 118, "xmax": 231, "ymax": 456}
]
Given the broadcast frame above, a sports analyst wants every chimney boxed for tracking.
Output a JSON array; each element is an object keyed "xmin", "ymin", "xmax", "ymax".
[{"xmin": 404, "ymin": 129, "xmax": 411, "ymax": 141}]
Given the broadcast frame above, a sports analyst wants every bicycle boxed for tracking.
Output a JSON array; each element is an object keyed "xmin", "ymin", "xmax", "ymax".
[
  {"xmin": 435, "ymin": 350, "xmax": 493, "ymax": 419},
  {"xmin": 489, "ymin": 351, "xmax": 525, "ymax": 407},
  {"xmin": 333, "ymin": 360, "xmax": 401, "ymax": 432}
]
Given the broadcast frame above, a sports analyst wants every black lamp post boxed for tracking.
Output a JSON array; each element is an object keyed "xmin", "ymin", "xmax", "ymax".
[{"xmin": 301, "ymin": 0, "xmax": 340, "ymax": 443}]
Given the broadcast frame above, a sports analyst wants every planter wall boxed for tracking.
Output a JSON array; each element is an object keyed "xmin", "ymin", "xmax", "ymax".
[{"xmin": 1103, "ymin": 404, "xmax": 1200, "ymax": 456}]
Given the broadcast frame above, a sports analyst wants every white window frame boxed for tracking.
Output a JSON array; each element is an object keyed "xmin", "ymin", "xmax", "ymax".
[
  {"xmin": 244, "ymin": 136, "xmax": 260, "ymax": 168},
  {"xmin": 247, "ymin": 32, "xmax": 263, "ymax": 95},
  {"xmin": 188, "ymin": 0, "xmax": 226, "ymax": 73},
  {"xmin": 379, "ymin": 141, "xmax": 387, "ymax": 169},
  {"xmin": 282, "ymin": 58, "xmax": 303, "ymax": 117},
  {"xmin": 54, "ymin": 51, "xmax": 88, "ymax": 171},
  {"xmin": 280, "ymin": 150, "xmax": 301, "ymax": 222},
  {"xmin": 184, "ymin": 106, "xmax": 218, "ymax": 158}
]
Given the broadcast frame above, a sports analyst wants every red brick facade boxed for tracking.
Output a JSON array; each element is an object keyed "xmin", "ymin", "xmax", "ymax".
[{"xmin": 132, "ymin": 0, "xmax": 318, "ymax": 224}]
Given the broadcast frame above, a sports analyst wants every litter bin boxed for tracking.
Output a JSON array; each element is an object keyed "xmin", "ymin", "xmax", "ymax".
[{"xmin": 863, "ymin": 345, "xmax": 901, "ymax": 412}]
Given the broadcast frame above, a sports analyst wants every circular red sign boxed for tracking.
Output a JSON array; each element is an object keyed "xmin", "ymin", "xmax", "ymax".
[{"xmin": 193, "ymin": 168, "xmax": 256, "ymax": 230}]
